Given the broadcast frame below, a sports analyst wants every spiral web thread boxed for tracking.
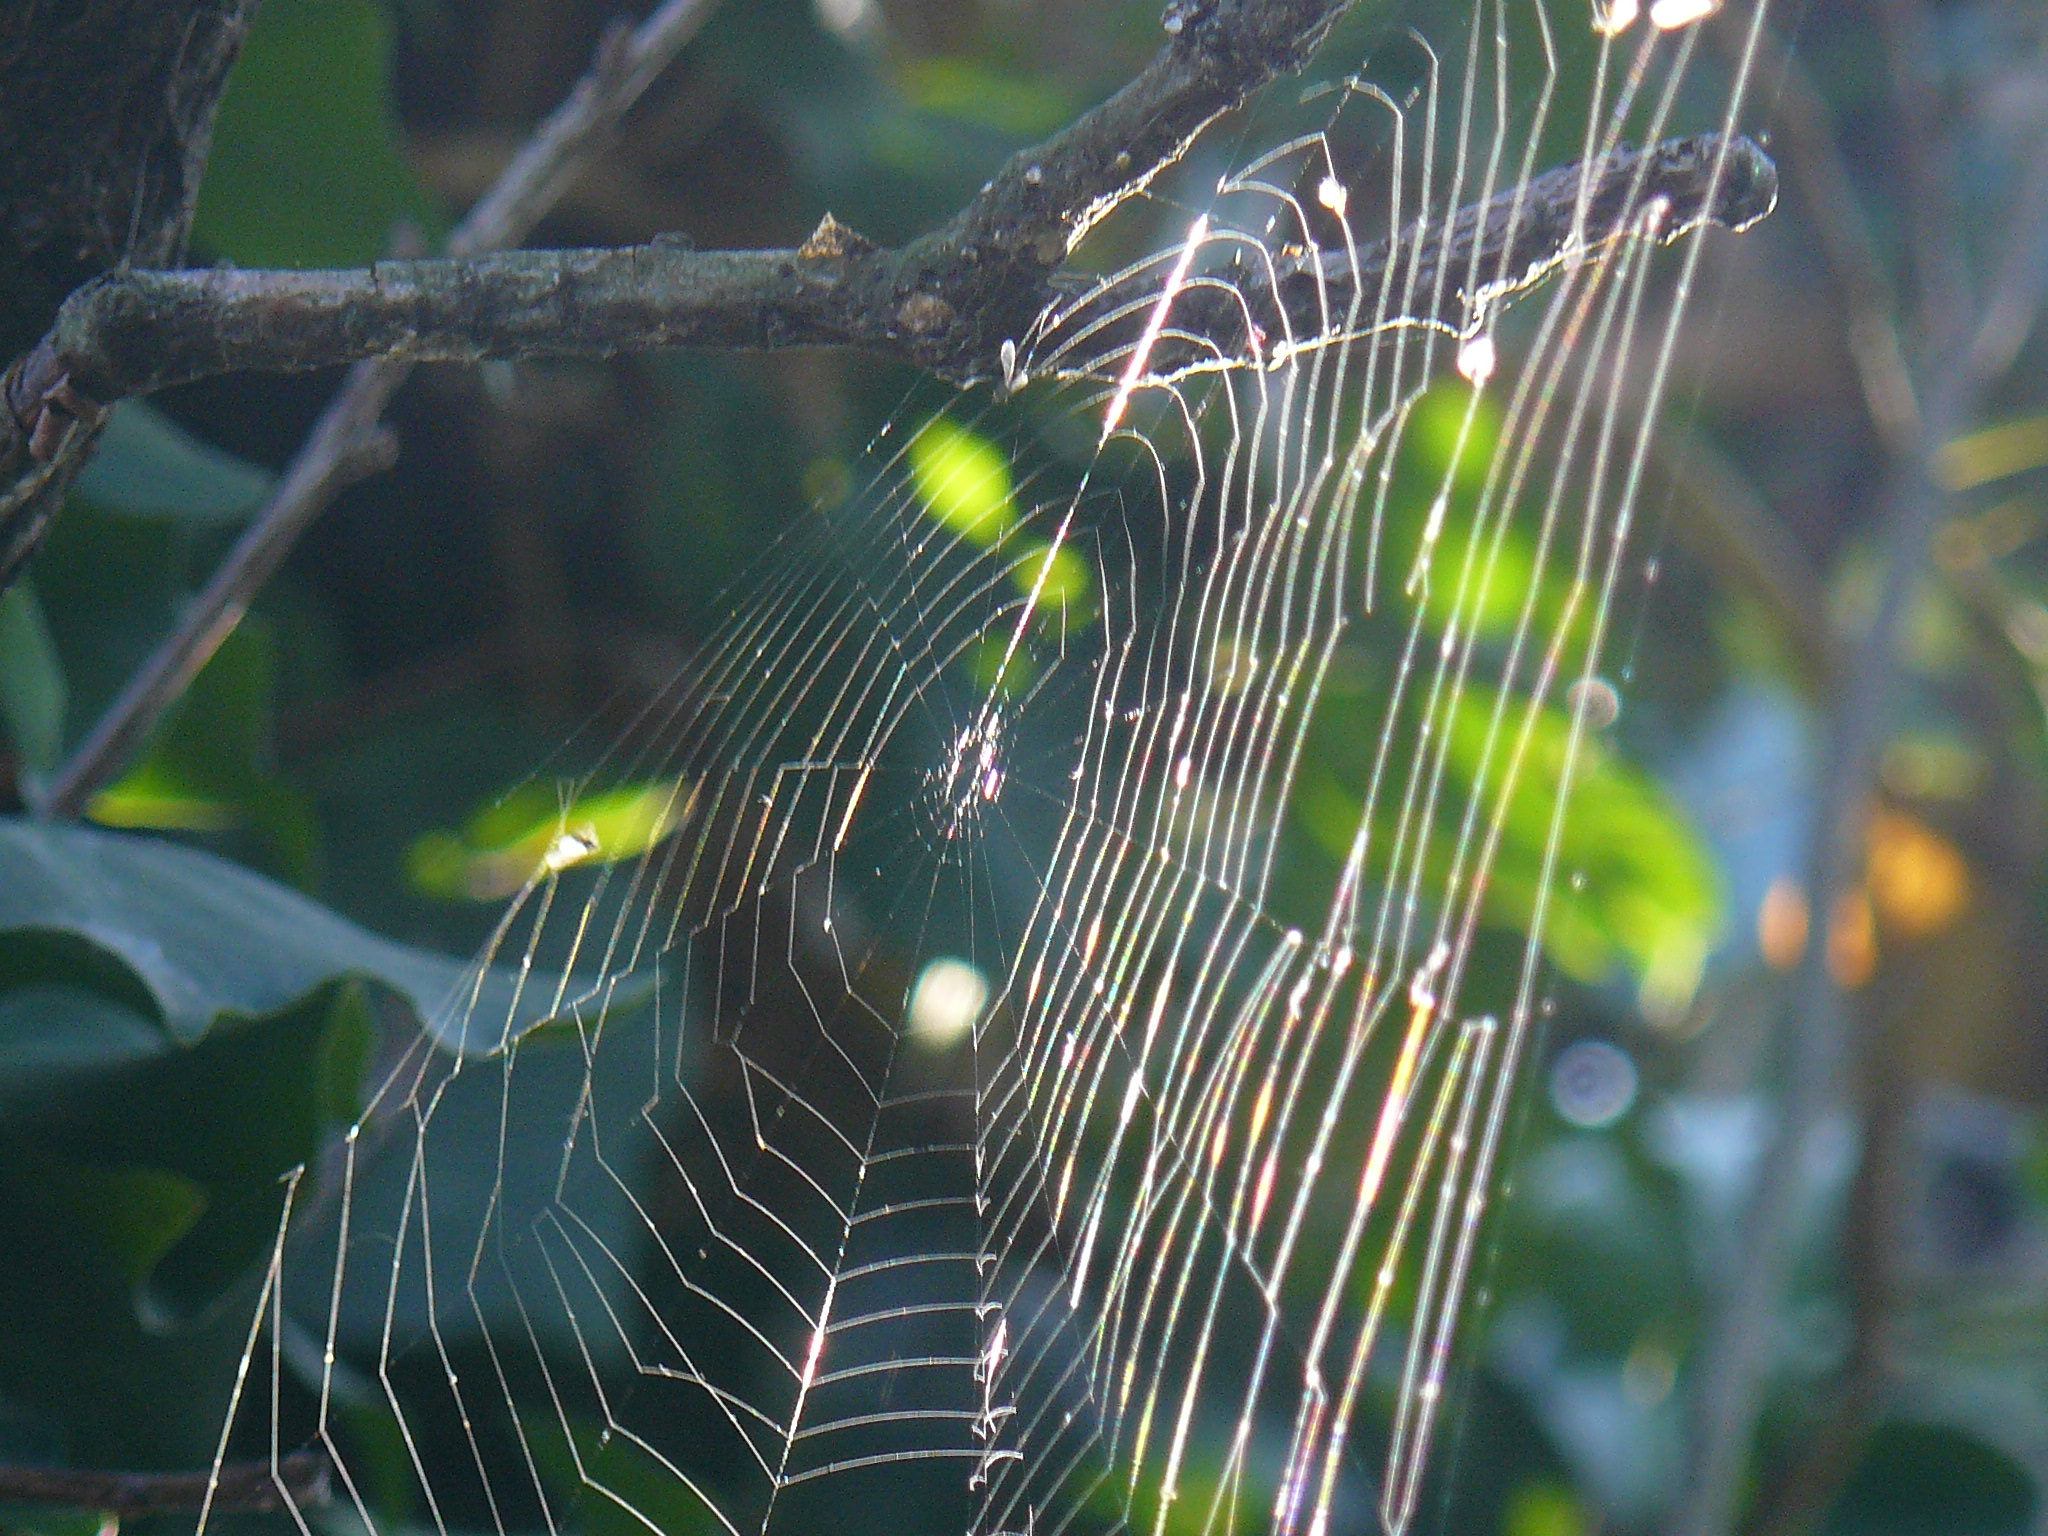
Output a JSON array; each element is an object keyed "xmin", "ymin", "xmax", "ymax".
[{"xmin": 208, "ymin": 3, "xmax": 1770, "ymax": 1534}]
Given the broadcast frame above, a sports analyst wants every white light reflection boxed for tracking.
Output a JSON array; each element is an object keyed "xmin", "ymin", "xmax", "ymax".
[{"xmin": 908, "ymin": 956, "xmax": 990, "ymax": 1047}]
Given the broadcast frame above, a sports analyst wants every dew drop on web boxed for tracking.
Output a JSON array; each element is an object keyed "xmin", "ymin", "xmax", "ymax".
[
  {"xmin": 1591, "ymin": 0, "xmax": 1639, "ymax": 33},
  {"xmin": 1456, "ymin": 333, "xmax": 1498, "ymax": 386},
  {"xmin": 1649, "ymin": 0, "xmax": 1720, "ymax": 29}
]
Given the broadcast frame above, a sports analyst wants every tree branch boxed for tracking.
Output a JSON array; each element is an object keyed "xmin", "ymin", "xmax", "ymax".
[
  {"xmin": 0, "ymin": 1449, "xmax": 329, "ymax": 1516},
  {"xmin": 32, "ymin": 0, "xmax": 732, "ymax": 817},
  {"xmin": 1668, "ymin": 101, "xmax": 2048, "ymax": 1536},
  {"xmin": 13, "ymin": 132, "xmax": 1776, "ymax": 411},
  {"xmin": 30, "ymin": 0, "xmax": 1368, "ymax": 815},
  {"xmin": 0, "ymin": 0, "xmax": 1358, "ymax": 545}
]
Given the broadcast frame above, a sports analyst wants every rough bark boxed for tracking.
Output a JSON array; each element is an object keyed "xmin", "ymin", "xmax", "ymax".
[
  {"xmin": 25, "ymin": 133, "xmax": 1779, "ymax": 404},
  {"xmin": 0, "ymin": 0, "xmax": 257, "ymax": 582}
]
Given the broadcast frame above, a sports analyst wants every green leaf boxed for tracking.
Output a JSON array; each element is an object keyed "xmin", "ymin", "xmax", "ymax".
[
  {"xmin": 0, "ymin": 581, "xmax": 65, "ymax": 777},
  {"xmin": 1294, "ymin": 686, "xmax": 1721, "ymax": 1012},
  {"xmin": 87, "ymin": 622, "xmax": 320, "ymax": 887},
  {"xmin": 1825, "ymin": 1421, "xmax": 2035, "ymax": 1536},
  {"xmin": 0, "ymin": 1507, "xmax": 105, "ymax": 1536},
  {"xmin": 0, "ymin": 982, "xmax": 166, "ymax": 1116},
  {"xmin": 1440, "ymin": 690, "xmax": 1721, "ymax": 1011},
  {"xmin": 0, "ymin": 819, "xmax": 591, "ymax": 1055},
  {"xmin": 1012, "ymin": 538, "xmax": 1098, "ymax": 631},
  {"xmin": 1504, "ymin": 1482, "xmax": 1594, "ymax": 1536},
  {"xmin": 46, "ymin": 1160, "xmax": 209, "ymax": 1291},
  {"xmin": 0, "ymin": 979, "xmax": 373, "ymax": 1460},
  {"xmin": 523, "ymin": 1414, "xmax": 727, "ymax": 1536},
  {"xmin": 894, "ymin": 57, "xmax": 1077, "ymax": 137},
  {"xmin": 1393, "ymin": 383, "xmax": 1582, "ymax": 650},
  {"xmin": 74, "ymin": 402, "xmax": 275, "ymax": 524},
  {"xmin": 1408, "ymin": 378, "xmax": 1506, "ymax": 495},
  {"xmin": 192, "ymin": 0, "xmax": 441, "ymax": 268},
  {"xmin": 405, "ymin": 777, "xmax": 694, "ymax": 902}
]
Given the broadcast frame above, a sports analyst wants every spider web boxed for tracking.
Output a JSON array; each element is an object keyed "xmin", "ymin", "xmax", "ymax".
[{"xmin": 208, "ymin": 4, "xmax": 1773, "ymax": 1534}]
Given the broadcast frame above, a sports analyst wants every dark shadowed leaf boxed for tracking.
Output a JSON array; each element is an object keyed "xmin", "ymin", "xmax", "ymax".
[
  {"xmin": 0, "ymin": 819, "xmax": 603, "ymax": 1055},
  {"xmin": 75, "ymin": 402, "xmax": 276, "ymax": 525},
  {"xmin": 0, "ymin": 580, "xmax": 64, "ymax": 778}
]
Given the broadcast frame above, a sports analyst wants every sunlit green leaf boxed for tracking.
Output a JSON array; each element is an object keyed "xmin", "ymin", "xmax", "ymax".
[
  {"xmin": 1409, "ymin": 378, "xmax": 1506, "ymax": 494},
  {"xmin": 406, "ymin": 778, "xmax": 693, "ymax": 902},
  {"xmin": 896, "ymin": 57, "xmax": 1077, "ymax": 137},
  {"xmin": 87, "ymin": 759, "xmax": 240, "ymax": 833},
  {"xmin": 85, "ymin": 623, "xmax": 319, "ymax": 886},
  {"xmin": 910, "ymin": 416, "xmax": 1017, "ymax": 546},
  {"xmin": 1442, "ymin": 690, "xmax": 1720, "ymax": 1009},
  {"xmin": 1012, "ymin": 538, "xmax": 1097, "ymax": 630},
  {"xmin": 966, "ymin": 633, "xmax": 1039, "ymax": 697},
  {"xmin": 1504, "ymin": 1481, "xmax": 1592, "ymax": 1536},
  {"xmin": 1389, "ymin": 384, "xmax": 1582, "ymax": 649},
  {"xmin": 1423, "ymin": 515, "xmax": 1545, "ymax": 641},
  {"xmin": 1296, "ymin": 687, "xmax": 1720, "ymax": 1008}
]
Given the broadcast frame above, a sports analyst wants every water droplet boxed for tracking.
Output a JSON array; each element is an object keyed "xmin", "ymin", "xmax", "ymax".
[
  {"xmin": 1456, "ymin": 333, "xmax": 1498, "ymax": 386},
  {"xmin": 1591, "ymin": 0, "xmax": 1639, "ymax": 32},
  {"xmin": 1648, "ymin": 0, "xmax": 1719, "ymax": 27}
]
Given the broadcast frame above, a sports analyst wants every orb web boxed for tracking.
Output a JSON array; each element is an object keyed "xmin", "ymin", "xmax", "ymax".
[{"xmin": 205, "ymin": 4, "xmax": 1772, "ymax": 1535}]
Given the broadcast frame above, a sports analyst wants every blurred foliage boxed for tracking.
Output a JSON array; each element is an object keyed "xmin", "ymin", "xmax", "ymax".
[
  {"xmin": 1287, "ymin": 378, "xmax": 1724, "ymax": 1010},
  {"xmin": 0, "ymin": 820, "xmax": 577, "ymax": 1481},
  {"xmin": 0, "ymin": 585, "xmax": 64, "ymax": 784},
  {"xmin": 1, "ymin": 0, "xmax": 2046, "ymax": 1534},
  {"xmin": 192, "ymin": 0, "xmax": 444, "ymax": 266},
  {"xmin": 909, "ymin": 413, "xmax": 1098, "ymax": 630},
  {"xmin": 406, "ymin": 775, "xmax": 691, "ymax": 900},
  {"xmin": 76, "ymin": 404, "xmax": 276, "ymax": 528},
  {"xmin": 89, "ymin": 624, "xmax": 321, "ymax": 887}
]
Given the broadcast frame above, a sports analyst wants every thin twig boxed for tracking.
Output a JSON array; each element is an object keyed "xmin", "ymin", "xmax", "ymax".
[
  {"xmin": 0, "ymin": 1449, "xmax": 329, "ymax": 1516},
  {"xmin": 1717, "ymin": 18, "xmax": 1918, "ymax": 449},
  {"xmin": 1873, "ymin": 0, "xmax": 1971, "ymax": 345},
  {"xmin": 38, "ymin": 359, "xmax": 402, "ymax": 817},
  {"xmin": 1744, "ymin": 974, "xmax": 1911, "ymax": 1536},
  {"xmin": 1668, "ymin": 107, "xmax": 2048, "ymax": 1536},
  {"xmin": 35, "ymin": 0, "xmax": 1362, "ymax": 818}
]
